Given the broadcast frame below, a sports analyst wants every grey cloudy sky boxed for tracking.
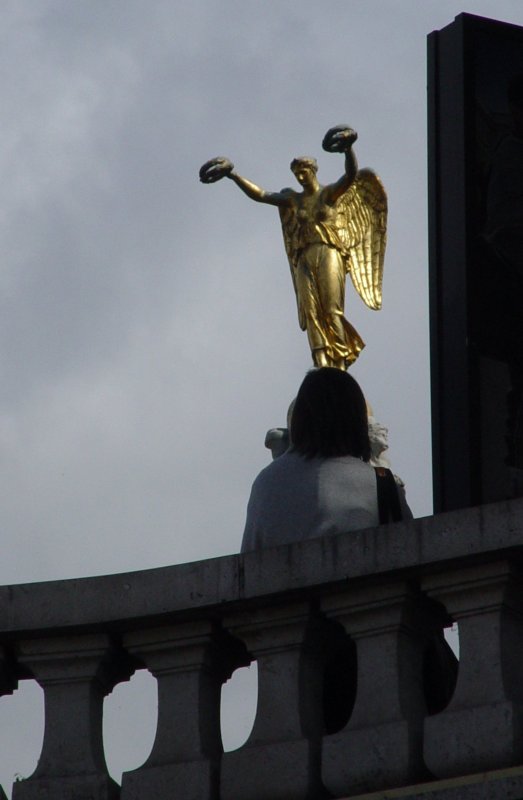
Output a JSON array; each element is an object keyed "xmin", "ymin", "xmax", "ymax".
[{"xmin": 1, "ymin": 0, "xmax": 523, "ymax": 791}]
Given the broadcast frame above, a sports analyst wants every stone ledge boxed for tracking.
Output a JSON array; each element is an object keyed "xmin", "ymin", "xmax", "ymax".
[
  {"xmin": 1, "ymin": 496, "xmax": 522, "ymax": 636},
  {"xmin": 343, "ymin": 764, "xmax": 523, "ymax": 799}
]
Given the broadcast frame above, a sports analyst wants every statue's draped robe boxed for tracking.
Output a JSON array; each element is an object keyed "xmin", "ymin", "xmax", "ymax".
[{"xmin": 280, "ymin": 192, "xmax": 364, "ymax": 368}]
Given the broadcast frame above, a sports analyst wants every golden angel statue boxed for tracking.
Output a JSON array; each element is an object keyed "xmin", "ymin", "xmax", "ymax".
[{"xmin": 199, "ymin": 125, "xmax": 387, "ymax": 370}]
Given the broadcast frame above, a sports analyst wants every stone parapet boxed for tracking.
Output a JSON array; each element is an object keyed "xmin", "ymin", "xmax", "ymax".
[
  {"xmin": 0, "ymin": 497, "xmax": 523, "ymax": 799},
  {"xmin": 343, "ymin": 764, "xmax": 523, "ymax": 799}
]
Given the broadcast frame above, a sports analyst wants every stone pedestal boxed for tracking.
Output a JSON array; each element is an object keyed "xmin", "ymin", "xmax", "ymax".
[
  {"xmin": 322, "ymin": 583, "xmax": 428, "ymax": 796},
  {"xmin": 121, "ymin": 621, "xmax": 236, "ymax": 800},
  {"xmin": 0, "ymin": 645, "xmax": 15, "ymax": 800},
  {"xmin": 220, "ymin": 602, "xmax": 325, "ymax": 800},
  {"xmin": 423, "ymin": 562, "xmax": 523, "ymax": 778},
  {"xmin": 12, "ymin": 635, "xmax": 124, "ymax": 800}
]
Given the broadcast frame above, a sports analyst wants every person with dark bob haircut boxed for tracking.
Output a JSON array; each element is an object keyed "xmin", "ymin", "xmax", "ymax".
[
  {"xmin": 291, "ymin": 368, "xmax": 371, "ymax": 461},
  {"xmin": 241, "ymin": 368, "xmax": 411, "ymax": 551}
]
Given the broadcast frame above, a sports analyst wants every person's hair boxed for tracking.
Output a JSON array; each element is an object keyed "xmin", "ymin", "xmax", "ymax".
[
  {"xmin": 290, "ymin": 156, "xmax": 318, "ymax": 174},
  {"xmin": 290, "ymin": 368, "xmax": 371, "ymax": 461}
]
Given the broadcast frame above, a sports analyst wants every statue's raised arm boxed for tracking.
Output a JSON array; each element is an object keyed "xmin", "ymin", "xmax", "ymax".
[
  {"xmin": 199, "ymin": 125, "xmax": 387, "ymax": 370},
  {"xmin": 321, "ymin": 125, "xmax": 359, "ymax": 203}
]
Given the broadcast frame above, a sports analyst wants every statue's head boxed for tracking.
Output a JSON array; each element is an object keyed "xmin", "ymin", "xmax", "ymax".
[
  {"xmin": 290, "ymin": 156, "xmax": 318, "ymax": 173},
  {"xmin": 290, "ymin": 156, "xmax": 318, "ymax": 186}
]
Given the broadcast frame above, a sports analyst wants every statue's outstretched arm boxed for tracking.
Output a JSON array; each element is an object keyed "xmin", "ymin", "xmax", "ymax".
[
  {"xmin": 321, "ymin": 126, "xmax": 359, "ymax": 204},
  {"xmin": 228, "ymin": 171, "xmax": 289, "ymax": 207},
  {"xmin": 199, "ymin": 157, "xmax": 290, "ymax": 207}
]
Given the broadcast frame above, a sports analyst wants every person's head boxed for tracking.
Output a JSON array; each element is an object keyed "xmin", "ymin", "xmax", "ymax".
[
  {"xmin": 290, "ymin": 367, "xmax": 371, "ymax": 460},
  {"xmin": 290, "ymin": 156, "xmax": 318, "ymax": 188}
]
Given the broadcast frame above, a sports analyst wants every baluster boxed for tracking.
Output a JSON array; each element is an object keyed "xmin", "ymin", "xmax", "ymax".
[
  {"xmin": 0, "ymin": 645, "xmax": 16, "ymax": 800},
  {"xmin": 423, "ymin": 560, "xmax": 523, "ymax": 777},
  {"xmin": 121, "ymin": 621, "xmax": 243, "ymax": 800},
  {"xmin": 12, "ymin": 634, "xmax": 130, "ymax": 800},
  {"xmin": 321, "ymin": 582, "xmax": 428, "ymax": 796},
  {"xmin": 220, "ymin": 601, "xmax": 325, "ymax": 800}
]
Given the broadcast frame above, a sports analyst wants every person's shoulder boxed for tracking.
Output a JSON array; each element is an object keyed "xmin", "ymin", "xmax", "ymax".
[
  {"xmin": 317, "ymin": 455, "xmax": 376, "ymax": 484},
  {"xmin": 252, "ymin": 450, "xmax": 303, "ymax": 481}
]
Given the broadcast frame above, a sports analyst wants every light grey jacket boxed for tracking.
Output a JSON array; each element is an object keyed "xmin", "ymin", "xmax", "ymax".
[{"xmin": 241, "ymin": 450, "xmax": 412, "ymax": 552}]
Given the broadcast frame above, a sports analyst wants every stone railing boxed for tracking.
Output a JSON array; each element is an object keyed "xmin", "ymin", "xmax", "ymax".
[{"xmin": 2, "ymin": 498, "xmax": 523, "ymax": 799}]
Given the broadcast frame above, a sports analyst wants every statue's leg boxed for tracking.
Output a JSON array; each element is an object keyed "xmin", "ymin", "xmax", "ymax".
[
  {"xmin": 312, "ymin": 348, "xmax": 329, "ymax": 367},
  {"xmin": 317, "ymin": 248, "xmax": 349, "ymax": 359},
  {"xmin": 294, "ymin": 249, "xmax": 328, "ymax": 364},
  {"xmin": 318, "ymin": 248, "xmax": 364, "ymax": 367}
]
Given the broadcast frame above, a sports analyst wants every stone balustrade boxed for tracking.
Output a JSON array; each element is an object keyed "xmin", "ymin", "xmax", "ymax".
[{"xmin": 2, "ymin": 498, "xmax": 523, "ymax": 799}]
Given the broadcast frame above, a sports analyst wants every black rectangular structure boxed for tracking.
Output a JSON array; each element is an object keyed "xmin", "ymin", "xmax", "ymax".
[{"xmin": 428, "ymin": 13, "xmax": 523, "ymax": 512}]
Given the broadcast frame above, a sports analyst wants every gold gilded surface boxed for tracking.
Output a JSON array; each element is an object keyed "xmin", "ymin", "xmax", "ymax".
[{"xmin": 199, "ymin": 126, "xmax": 387, "ymax": 370}]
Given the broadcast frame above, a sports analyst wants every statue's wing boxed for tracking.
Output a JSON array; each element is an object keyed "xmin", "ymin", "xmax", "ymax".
[
  {"xmin": 336, "ymin": 168, "xmax": 387, "ymax": 310},
  {"xmin": 279, "ymin": 195, "xmax": 306, "ymax": 330}
]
